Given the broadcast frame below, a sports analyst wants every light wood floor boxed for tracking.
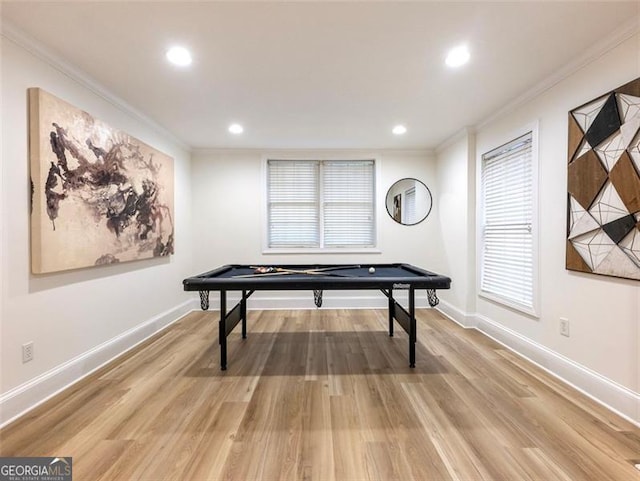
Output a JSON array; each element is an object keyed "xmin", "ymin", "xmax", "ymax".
[{"xmin": 1, "ymin": 308, "xmax": 639, "ymax": 480}]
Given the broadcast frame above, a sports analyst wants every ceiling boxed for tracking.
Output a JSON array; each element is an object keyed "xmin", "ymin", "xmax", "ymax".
[{"xmin": 2, "ymin": 1, "xmax": 639, "ymax": 150}]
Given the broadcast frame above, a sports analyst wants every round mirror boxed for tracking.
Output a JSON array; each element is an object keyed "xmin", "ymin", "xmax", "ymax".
[{"xmin": 385, "ymin": 178, "xmax": 433, "ymax": 225}]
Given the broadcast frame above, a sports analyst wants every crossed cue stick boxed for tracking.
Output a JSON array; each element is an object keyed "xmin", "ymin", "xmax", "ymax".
[{"xmin": 232, "ymin": 265, "xmax": 363, "ymax": 278}]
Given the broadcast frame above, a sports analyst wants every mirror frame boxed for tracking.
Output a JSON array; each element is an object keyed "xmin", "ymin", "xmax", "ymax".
[{"xmin": 385, "ymin": 178, "xmax": 433, "ymax": 226}]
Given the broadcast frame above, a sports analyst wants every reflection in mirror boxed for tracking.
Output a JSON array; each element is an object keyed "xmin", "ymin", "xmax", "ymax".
[{"xmin": 385, "ymin": 178, "xmax": 432, "ymax": 225}]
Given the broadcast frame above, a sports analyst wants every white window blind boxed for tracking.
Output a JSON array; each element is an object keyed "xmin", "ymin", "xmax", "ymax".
[
  {"xmin": 267, "ymin": 160, "xmax": 320, "ymax": 247},
  {"xmin": 404, "ymin": 187, "xmax": 417, "ymax": 225},
  {"xmin": 480, "ymin": 132, "xmax": 534, "ymax": 311},
  {"xmin": 323, "ymin": 160, "xmax": 375, "ymax": 247},
  {"xmin": 267, "ymin": 159, "xmax": 375, "ymax": 249}
]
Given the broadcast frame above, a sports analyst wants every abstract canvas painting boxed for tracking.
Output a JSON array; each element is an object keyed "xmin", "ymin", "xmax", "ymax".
[
  {"xmin": 29, "ymin": 88, "xmax": 174, "ymax": 274},
  {"xmin": 566, "ymin": 77, "xmax": 640, "ymax": 281}
]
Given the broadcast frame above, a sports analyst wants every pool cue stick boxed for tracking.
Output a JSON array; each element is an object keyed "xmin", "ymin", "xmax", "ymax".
[
  {"xmin": 236, "ymin": 268, "xmax": 329, "ymax": 278},
  {"xmin": 271, "ymin": 267, "xmax": 360, "ymax": 276},
  {"xmin": 233, "ymin": 271, "xmax": 295, "ymax": 278},
  {"xmin": 234, "ymin": 267, "xmax": 359, "ymax": 278},
  {"xmin": 248, "ymin": 267, "xmax": 321, "ymax": 275},
  {"xmin": 306, "ymin": 265, "xmax": 362, "ymax": 273},
  {"xmin": 249, "ymin": 265, "xmax": 362, "ymax": 275},
  {"xmin": 234, "ymin": 271, "xmax": 356, "ymax": 279},
  {"xmin": 248, "ymin": 266, "xmax": 327, "ymax": 275}
]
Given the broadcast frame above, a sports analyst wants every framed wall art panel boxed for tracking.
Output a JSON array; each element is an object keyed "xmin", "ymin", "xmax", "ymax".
[
  {"xmin": 29, "ymin": 88, "xmax": 175, "ymax": 274},
  {"xmin": 566, "ymin": 77, "xmax": 640, "ymax": 281}
]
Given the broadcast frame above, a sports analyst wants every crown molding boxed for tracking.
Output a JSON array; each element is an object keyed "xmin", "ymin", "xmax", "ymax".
[
  {"xmin": 191, "ymin": 147, "xmax": 434, "ymax": 157},
  {"xmin": 475, "ymin": 16, "xmax": 640, "ymax": 132},
  {"xmin": 435, "ymin": 126, "xmax": 476, "ymax": 154},
  {"xmin": 1, "ymin": 19, "xmax": 191, "ymax": 153}
]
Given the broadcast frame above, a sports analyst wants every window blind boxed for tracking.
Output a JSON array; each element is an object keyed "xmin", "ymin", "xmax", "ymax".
[
  {"xmin": 267, "ymin": 160, "xmax": 320, "ymax": 247},
  {"xmin": 404, "ymin": 187, "xmax": 417, "ymax": 225},
  {"xmin": 267, "ymin": 159, "xmax": 375, "ymax": 249},
  {"xmin": 323, "ymin": 160, "xmax": 375, "ymax": 247},
  {"xmin": 480, "ymin": 132, "xmax": 534, "ymax": 310}
]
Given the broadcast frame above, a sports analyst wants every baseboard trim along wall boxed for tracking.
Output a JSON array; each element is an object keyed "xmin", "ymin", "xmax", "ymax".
[
  {"xmin": 437, "ymin": 300, "xmax": 640, "ymax": 427},
  {"xmin": 0, "ymin": 299, "xmax": 195, "ymax": 429},
  {"xmin": 192, "ymin": 294, "xmax": 640, "ymax": 427},
  {"xmin": 3, "ymin": 296, "xmax": 637, "ymax": 429},
  {"xmin": 435, "ymin": 299, "xmax": 477, "ymax": 329}
]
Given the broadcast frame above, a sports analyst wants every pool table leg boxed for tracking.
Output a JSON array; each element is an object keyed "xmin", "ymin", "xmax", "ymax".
[
  {"xmin": 241, "ymin": 290, "xmax": 247, "ymax": 339},
  {"xmin": 388, "ymin": 288, "xmax": 394, "ymax": 337},
  {"xmin": 219, "ymin": 290, "xmax": 227, "ymax": 370},
  {"xmin": 409, "ymin": 287, "xmax": 416, "ymax": 368}
]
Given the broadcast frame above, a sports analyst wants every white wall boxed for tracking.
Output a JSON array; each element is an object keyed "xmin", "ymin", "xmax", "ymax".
[
  {"xmin": 190, "ymin": 149, "xmax": 449, "ymax": 308},
  {"xmin": 435, "ymin": 129, "xmax": 476, "ymax": 318},
  {"xmin": 437, "ymin": 32, "xmax": 640, "ymax": 423},
  {"xmin": 2, "ymin": 15, "xmax": 637, "ymax": 430},
  {"xmin": 0, "ymin": 33, "xmax": 194, "ymax": 425}
]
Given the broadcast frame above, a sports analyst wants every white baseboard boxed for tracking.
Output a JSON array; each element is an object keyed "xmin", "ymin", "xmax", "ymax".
[
  {"xmin": 436, "ymin": 299, "xmax": 477, "ymax": 328},
  {"xmin": 5, "ymin": 297, "xmax": 637, "ymax": 429},
  {"xmin": 440, "ymin": 303, "xmax": 639, "ymax": 427},
  {"xmin": 0, "ymin": 299, "xmax": 196, "ymax": 429}
]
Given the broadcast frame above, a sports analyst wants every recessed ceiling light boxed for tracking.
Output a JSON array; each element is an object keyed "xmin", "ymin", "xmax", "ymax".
[
  {"xmin": 228, "ymin": 123, "xmax": 244, "ymax": 134},
  {"xmin": 445, "ymin": 45, "xmax": 470, "ymax": 68},
  {"xmin": 166, "ymin": 46, "xmax": 192, "ymax": 67},
  {"xmin": 392, "ymin": 125, "xmax": 407, "ymax": 135}
]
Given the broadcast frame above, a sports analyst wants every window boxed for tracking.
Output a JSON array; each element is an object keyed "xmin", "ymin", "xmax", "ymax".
[
  {"xmin": 480, "ymin": 131, "xmax": 537, "ymax": 314},
  {"xmin": 404, "ymin": 186, "xmax": 417, "ymax": 224},
  {"xmin": 266, "ymin": 159, "xmax": 375, "ymax": 249},
  {"xmin": 267, "ymin": 160, "xmax": 319, "ymax": 248}
]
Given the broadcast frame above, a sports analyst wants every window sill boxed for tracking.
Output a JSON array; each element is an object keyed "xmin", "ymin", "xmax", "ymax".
[
  {"xmin": 478, "ymin": 290, "xmax": 539, "ymax": 319},
  {"xmin": 262, "ymin": 247, "xmax": 382, "ymax": 255}
]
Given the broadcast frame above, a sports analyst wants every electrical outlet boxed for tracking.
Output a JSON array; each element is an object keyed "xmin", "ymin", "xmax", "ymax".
[
  {"xmin": 22, "ymin": 342, "xmax": 34, "ymax": 363},
  {"xmin": 560, "ymin": 318, "xmax": 570, "ymax": 337}
]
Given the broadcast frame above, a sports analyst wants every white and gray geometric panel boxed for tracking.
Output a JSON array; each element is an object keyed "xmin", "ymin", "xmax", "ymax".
[
  {"xmin": 619, "ymin": 227, "xmax": 640, "ymax": 268},
  {"xmin": 619, "ymin": 113, "xmax": 640, "ymax": 150},
  {"xmin": 571, "ymin": 228, "xmax": 616, "ymax": 271},
  {"xmin": 587, "ymin": 181, "xmax": 630, "ymax": 226},
  {"xmin": 628, "ymin": 128, "xmax": 640, "ymax": 173},
  {"xmin": 572, "ymin": 94, "xmax": 609, "ymax": 133},
  {"xmin": 568, "ymin": 195, "xmax": 600, "ymax": 239},
  {"xmin": 616, "ymin": 93, "xmax": 640, "ymax": 122},
  {"xmin": 594, "ymin": 245, "xmax": 640, "ymax": 280},
  {"xmin": 594, "ymin": 131, "xmax": 625, "ymax": 171}
]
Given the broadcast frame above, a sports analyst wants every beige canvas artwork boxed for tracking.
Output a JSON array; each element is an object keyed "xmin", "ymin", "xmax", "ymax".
[{"xmin": 29, "ymin": 88, "xmax": 175, "ymax": 274}]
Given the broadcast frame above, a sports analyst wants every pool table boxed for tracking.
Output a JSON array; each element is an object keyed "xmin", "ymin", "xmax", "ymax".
[{"xmin": 183, "ymin": 263, "xmax": 451, "ymax": 369}]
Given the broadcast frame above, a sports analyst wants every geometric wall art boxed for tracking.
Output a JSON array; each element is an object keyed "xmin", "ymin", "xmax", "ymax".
[
  {"xmin": 29, "ymin": 88, "xmax": 174, "ymax": 274},
  {"xmin": 566, "ymin": 77, "xmax": 640, "ymax": 281}
]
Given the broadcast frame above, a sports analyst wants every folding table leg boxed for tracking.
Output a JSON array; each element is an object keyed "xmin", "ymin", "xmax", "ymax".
[{"xmin": 219, "ymin": 290, "xmax": 227, "ymax": 370}]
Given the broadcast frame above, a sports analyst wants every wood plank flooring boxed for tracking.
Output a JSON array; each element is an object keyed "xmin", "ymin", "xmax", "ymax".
[{"xmin": 1, "ymin": 308, "xmax": 639, "ymax": 480}]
